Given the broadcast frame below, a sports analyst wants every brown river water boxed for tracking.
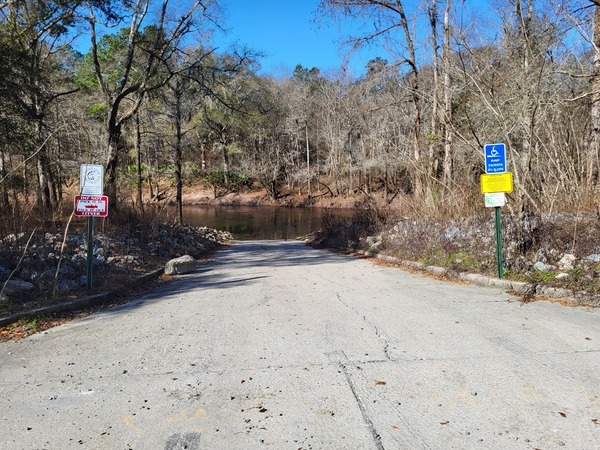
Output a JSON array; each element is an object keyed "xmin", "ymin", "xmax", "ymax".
[{"xmin": 176, "ymin": 205, "xmax": 355, "ymax": 241}]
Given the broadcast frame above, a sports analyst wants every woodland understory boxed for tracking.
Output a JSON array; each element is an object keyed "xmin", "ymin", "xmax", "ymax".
[
  {"xmin": 0, "ymin": 182, "xmax": 598, "ymax": 321},
  {"xmin": 1, "ymin": 0, "xmax": 600, "ymax": 321}
]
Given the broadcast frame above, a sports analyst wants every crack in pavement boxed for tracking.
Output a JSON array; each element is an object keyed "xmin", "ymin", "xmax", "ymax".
[
  {"xmin": 374, "ymin": 326, "xmax": 393, "ymax": 361},
  {"xmin": 335, "ymin": 292, "xmax": 396, "ymax": 361},
  {"xmin": 339, "ymin": 363, "xmax": 385, "ymax": 450}
]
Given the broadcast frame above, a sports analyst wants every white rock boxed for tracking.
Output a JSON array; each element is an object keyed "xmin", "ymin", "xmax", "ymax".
[
  {"xmin": 558, "ymin": 253, "xmax": 577, "ymax": 271},
  {"xmin": 164, "ymin": 255, "xmax": 197, "ymax": 275},
  {"xmin": 445, "ymin": 226, "xmax": 461, "ymax": 242},
  {"xmin": 584, "ymin": 254, "xmax": 600, "ymax": 263},
  {"xmin": 533, "ymin": 261, "xmax": 553, "ymax": 271}
]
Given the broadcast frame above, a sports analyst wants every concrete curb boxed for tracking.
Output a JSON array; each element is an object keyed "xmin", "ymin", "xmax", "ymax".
[
  {"xmin": 0, "ymin": 268, "xmax": 165, "ymax": 328},
  {"xmin": 363, "ymin": 251, "xmax": 599, "ymax": 307}
]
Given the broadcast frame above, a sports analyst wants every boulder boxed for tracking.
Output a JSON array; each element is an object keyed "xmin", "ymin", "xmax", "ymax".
[
  {"xmin": 444, "ymin": 226, "xmax": 461, "ymax": 242},
  {"xmin": 164, "ymin": 255, "xmax": 197, "ymax": 275},
  {"xmin": 122, "ymin": 255, "xmax": 135, "ymax": 265},
  {"xmin": 584, "ymin": 254, "xmax": 600, "ymax": 263},
  {"xmin": 2, "ymin": 279, "xmax": 35, "ymax": 294},
  {"xmin": 558, "ymin": 253, "xmax": 577, "ymax": 271},
  {"xmin": 533, "ymin": 261, "xmax": 554, "ymax": 271}
]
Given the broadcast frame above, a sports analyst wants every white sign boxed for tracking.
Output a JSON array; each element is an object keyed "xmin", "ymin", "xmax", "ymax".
[
  {"xmin": 484, "ymin": 192, "xmax": 506, "ymax": 208},
  {"xmin": 80, "ymin": 164, "xmax": 104, "ymax": 195}
]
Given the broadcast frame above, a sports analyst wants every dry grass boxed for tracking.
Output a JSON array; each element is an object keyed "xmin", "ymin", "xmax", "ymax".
[{"xmin": 311, "ymin": 206, "xmax": 599, "ymax": 298}]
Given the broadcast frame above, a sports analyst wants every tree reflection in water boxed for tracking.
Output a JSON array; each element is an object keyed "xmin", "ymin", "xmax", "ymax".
[{"xmin": 178, "ymin": 205, "xmax": 355, "ymax": 240}]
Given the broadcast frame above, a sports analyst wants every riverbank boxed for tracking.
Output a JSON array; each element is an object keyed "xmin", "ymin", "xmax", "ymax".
[
  {"xmin": 181, "ymin": 188, "xmax": 383, "ymax": 209},
  {"xmin": 1, "ymin": 187, "xmax": 598, "ymax": 340},
  {"xmin": 186, "ymin": 188, "xmax": 598, "ymax": 306}
]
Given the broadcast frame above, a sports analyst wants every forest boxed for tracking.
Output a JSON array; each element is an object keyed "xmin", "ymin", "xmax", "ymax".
[{"xmin": 0, "ymin": 0, "xmax": 599, "ymax": 228}]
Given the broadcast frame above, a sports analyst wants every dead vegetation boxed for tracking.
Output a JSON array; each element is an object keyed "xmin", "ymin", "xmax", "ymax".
[
  {"xmin": 0, "ymin": 204, "xmax": 230, "ymax": 319},
  {"xmin": 311, "ymin": 208, "xmax": 600, "ymax": 299}
]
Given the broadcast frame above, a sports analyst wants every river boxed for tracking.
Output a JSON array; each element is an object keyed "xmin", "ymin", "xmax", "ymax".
[{"xmin": 177, "ymin": 205, "xmax": 355, "ymax": 240}]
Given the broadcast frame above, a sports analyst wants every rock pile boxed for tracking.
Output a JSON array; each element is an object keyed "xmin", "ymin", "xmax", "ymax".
[
  {"xmin": 0, "ymin": 224, "xmax": 232, "ymax": 309},
  {"xmin": 363, "ymin": 212, "xmax": 599, "ymax": 293}
]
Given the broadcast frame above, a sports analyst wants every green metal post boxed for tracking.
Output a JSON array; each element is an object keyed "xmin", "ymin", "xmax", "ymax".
[
  {"xmin": 86, "ymin": 216, "xmax": 94, "ymax": 291},
  {"xmin": 495, "ymin": 206, "xmax": 504, "ymax": 279}
]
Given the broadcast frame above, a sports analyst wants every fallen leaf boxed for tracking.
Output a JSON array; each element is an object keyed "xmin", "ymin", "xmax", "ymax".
[
  {"xmin": 375, "ymin": 381, "xmax": 387, "ymax": 385},
  {"xmin": 558, "ymin": 412, "xmax": 567, "ymax": 418},
  {"xmin": 585, "ymin": 337, "xmax": 592, "ymax": 341}
]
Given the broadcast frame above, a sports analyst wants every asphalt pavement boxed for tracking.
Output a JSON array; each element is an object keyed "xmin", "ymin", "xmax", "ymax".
[{"xmin": 1, "ymin": 240, "xmax": 599, "ymax": 449}]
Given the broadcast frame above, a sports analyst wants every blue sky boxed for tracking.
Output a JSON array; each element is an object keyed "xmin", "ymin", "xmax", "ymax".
[
  {"xmin": 214, "ymin": 0, "xmax": 383, "ymax": 77},
  {"xmin": 70, "ymin": 0, "xmax": 383, "ymax": 77}
]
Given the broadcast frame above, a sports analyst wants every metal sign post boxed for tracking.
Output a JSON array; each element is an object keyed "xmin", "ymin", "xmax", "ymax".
[
  {"xmin": 495, "ymin": 207, "xmax": 504, "ymax": 279},
  {"xmin": 77, "ymin": 165, "xmax": 106, "ymax": 292},
  {"xmin": 87, "ymin": 216, "xmax": 94, "ymax": 291},
  {"xmin": 482, "ymin": 144, "xmax": 511, "ymax": 279}
]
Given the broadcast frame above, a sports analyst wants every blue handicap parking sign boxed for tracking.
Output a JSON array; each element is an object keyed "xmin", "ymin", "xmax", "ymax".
[{"xmin": 484, "ymin": 143, "xmax": 507, "ymax": 174}]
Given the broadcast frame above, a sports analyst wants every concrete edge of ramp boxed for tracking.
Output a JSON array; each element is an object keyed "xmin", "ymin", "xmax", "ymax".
[
  {"xmin": 2, "ymin": 241, "xmax": 597, "ymax": 329},
  {"xmin": 362, "ymin": 250, "xmax": 600, "ymax": 308},
  {"xmin": 0, "ymin": 268, "xmax": 165, "ymax": 327}
]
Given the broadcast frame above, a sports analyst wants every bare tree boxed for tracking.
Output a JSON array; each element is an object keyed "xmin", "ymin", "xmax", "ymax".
[
  {"xmin": 589, "ymin": 0, "xmax": 600, "ymax": 186},
  {"xmin": 84, "ymin": 0, "xmax": 222, "ymax": 202},
  {"xmin": 319, "ymin": 0, "xmax": 424, "ymax": 197},
  {"xmin": 442, "ymin": 0, "xmax": 454, "ymax": 192}
]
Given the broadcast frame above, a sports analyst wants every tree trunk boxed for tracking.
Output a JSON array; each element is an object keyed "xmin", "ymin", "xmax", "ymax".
[
  {"xmin": 221, "ymin": 141, "xmax": 230, "ymax": 188},
  {"xmin": 306, "ymin": 123, "xmax": 311, "ymax": 198},
  {"xmin": 135, "ymin": 112, "xmax": 144, "ymax": 212},
  {"xmin": 35, "ymin": 119, "xmax": 52, "ymax": 212},
  {"xmin": 0, "ymin": 149, "xmax": 9, "ymax": 209},
  {"xmin": 428, "ymin": 0, "xmax": 440, "ymax": 189},
  {"xmin": 514, "ymin": 0, "xmax": 537, "ymax": 211},
  {"xmin": 175, "ymin": 92, "xmax": 183, "ymax": 225},
  {"xmin": 104, "ymin": 121, "xmax": 121, "ymax": 202},
  {"xmin": 395, "ymin": 0, "xmax": 423, "ymax": 198},
  {"xmin": 146, "ymin": 145, "xmax": 155, "ymax": 201},
  {"xmin": 589, "ymin": 3, "xmax": 600, "ymax": 187},
  {"xmin": 442, "ymin": 0, "xmax": 453, "ymax": 193}
]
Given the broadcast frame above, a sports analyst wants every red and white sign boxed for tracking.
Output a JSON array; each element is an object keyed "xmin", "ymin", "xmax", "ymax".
[{"xmin": 74, "ymin": 195, "xmax": 108, "ymax": 217}]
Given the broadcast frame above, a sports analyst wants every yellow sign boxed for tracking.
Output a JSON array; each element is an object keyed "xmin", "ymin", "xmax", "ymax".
[{"xmin": 480, "ymin": 172, "xmax": 513, "ymax": 194}]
